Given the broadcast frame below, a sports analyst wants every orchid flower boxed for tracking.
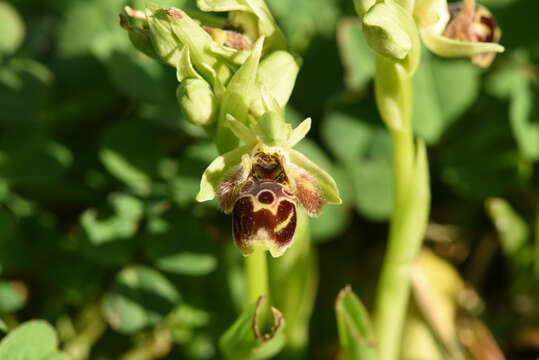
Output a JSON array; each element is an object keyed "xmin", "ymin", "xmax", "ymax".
[{"xmin": 196, "ymin": 109, "xmax": 341, "ymax": 257}]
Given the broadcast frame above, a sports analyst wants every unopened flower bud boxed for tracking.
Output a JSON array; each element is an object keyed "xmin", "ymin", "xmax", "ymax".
[{"xmin": 177, "ymin": 78, "xmax": 217, "ymax": 127}]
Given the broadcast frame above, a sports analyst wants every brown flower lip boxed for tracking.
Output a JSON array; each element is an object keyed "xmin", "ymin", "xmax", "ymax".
[{"xmin": 230, "ymin": 152, "xmax": 298, "ymax": 256}]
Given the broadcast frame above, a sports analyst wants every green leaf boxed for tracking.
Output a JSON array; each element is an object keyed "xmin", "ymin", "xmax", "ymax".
[
  {"xmin": 0, "ymin": 1, "xmax": 25, "ymax": 56},
  {"xmin": 439, "ymin": 96, "xmax": 524, "ymax": 199},
  {"xmin": 219, "ymin": 297, "xmax": 286, "ymax": 359},
  {"xmin": 0, "ymin": 210, "xmax": 26, "ymax": 272},
  {"xmin": 102, "ymin": 265, "xmax": 180, "ymax": 334},
  {"xmin": 100, "ymin": 119, "xmax": 163, "ymax": 195},
  {"xmin": 509, "ymin": 76, "xmax": 539, "ymax": 160},
  {"xmin": 80, "ymin": 193, "xmax": 143, "ymax": 267},
  {"xmin": 486, "ymin": 198, "xmax": 529, "ymax": 260},
  {"xmin": 0, "ymin": 320, "xmax": 68, "ymax": 360},
  {"xmin": 0, "ymin": 281, "xmax": 26, "ymax": 315},
  {"xmin": 265, "ymin": 0, "xmax": 339, "ymax": 50},
  {"xmin": 57, "ymin": 0, "xmax": 125, "ymax": 58},
  {"xmin": 143, "ymin": 209, "xmax": 218, "ymax": 276},
  {"xmin": 322, "ymin": 111, "xmax": 393, "ymax": 220},
  {"xmin": 0, "ymin": 319, "xmax": 6, "ymax": 332},
  {"xmin": 0, "ymin": 58, "xmax": 53, "ymax": 122},
  {"xmin": 335, "ymin": 286, "xmax": 377, "ymax": 360},
  {"xmin": 336, "ymin": 18, "xmax": 375, "ymax": 91},
  {"xmin": 413, "ymin": 52, "xmax": 480, "ymax": 144},
  {"xmin": 311, "ymin": 202, "xmax": 348, "ymax": 241}
]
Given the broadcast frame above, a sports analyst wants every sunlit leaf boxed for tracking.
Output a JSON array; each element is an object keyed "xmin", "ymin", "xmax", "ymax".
[{"xmin": 0, "ymin": 320, "xmax": 68, "ymax": 360}]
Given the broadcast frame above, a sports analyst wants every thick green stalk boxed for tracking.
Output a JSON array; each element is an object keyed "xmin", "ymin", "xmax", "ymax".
[
  {"xmin": 373, "ymin": 58, "xmax": 430, "ymax": 360},
  {"xmin": 245, "ymin": 248, "xmax": 269, "ymax": 305}
]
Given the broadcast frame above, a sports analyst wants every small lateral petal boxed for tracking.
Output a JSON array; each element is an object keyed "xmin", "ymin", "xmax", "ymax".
[
  {"xmin": 290, "ymin": 165, "xmax": 323, "ymax": 217},
  {"xmin": 288, "ymin": 149, "xmax": 342, "ymax": 206}
]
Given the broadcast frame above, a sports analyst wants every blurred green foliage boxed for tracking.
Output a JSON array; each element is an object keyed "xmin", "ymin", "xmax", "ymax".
[{"xmin": 0, "ymin": 0, "xmax": 538, "ymax": 358}]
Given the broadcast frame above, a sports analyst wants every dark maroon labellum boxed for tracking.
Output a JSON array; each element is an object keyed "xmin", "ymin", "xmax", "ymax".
[{"xmin": 228, "ymin": 151, "xmax": 301, "ymax": 256}]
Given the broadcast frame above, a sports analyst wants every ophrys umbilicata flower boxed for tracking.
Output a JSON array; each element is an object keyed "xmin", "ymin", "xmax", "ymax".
[
  {"xmin": 197, "ymin": 109, "xmax": 341, "ymax": 257},
  {"xmin": 414, "ymin": 0, "xmax": 503, "ymax": 67}
]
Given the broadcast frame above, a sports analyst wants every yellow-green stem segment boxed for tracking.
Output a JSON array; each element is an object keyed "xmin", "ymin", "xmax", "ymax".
[
  {"xmin": 373, "ymin": 56, "xmax": 430, "ymax": 360},
  {"xmin": 245, "ymin": 248, "xmax": 269, "ymax": 305}
]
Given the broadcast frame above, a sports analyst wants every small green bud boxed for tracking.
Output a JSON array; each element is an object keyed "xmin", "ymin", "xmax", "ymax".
[{"xmin": 177, "ymin": 78, "xmax": 217, "ymax": 127}]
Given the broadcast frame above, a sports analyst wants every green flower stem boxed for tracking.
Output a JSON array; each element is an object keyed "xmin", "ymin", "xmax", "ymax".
[
  {"xmin": 245, "ymin": 248, "xmax": 271, "ymax": 329},
  {"xmin": 373, "ymin": 57, "xmax": 430, "ymax": 360},
  {"xmin": 245, "ymin": 248, "xmax": 269, "ymax": 300}
]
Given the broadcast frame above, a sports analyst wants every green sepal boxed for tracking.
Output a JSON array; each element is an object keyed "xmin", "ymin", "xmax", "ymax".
[
  {"xmin": 335, "ymin": 286, "xmax": 377, "ymax": 360},
  {"xmin": 420, "ymin": 30, "xmax": 504, "ymax": 59},
  {"xmin": 197, "ymin": 145, "xmax": 250, "ymax": 202},
  {"xmin": 286, "ymin": 118, "xmax": 311, "ymax": 148},
  {"xmin": 216, "ymin": 37, "xmax": 264, "ymax": 153},
  {"xmin": 227, "ymin": 115, "xmax": 259, "ymax": 147},
  {"xmin": 197, "ymin": 0, "xmax": 287, "ymax": 51},
  {"xmin": 251, "ymin": 51, "xmax": 301, "ymax": 117},
  {"xmin": 219, "ymin": 296, "xmax": 286, "ymax": 360},
  {"xmin": 256, "ymin": 112, "xmax": 290, "ymax": 147},
  {"xmin": 414, "ymin": 0, "xmax": 504, "ymax": 62},
  {"xmin": 288, "ymin": 149, "xmax": 342, "ymax": 205}
]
